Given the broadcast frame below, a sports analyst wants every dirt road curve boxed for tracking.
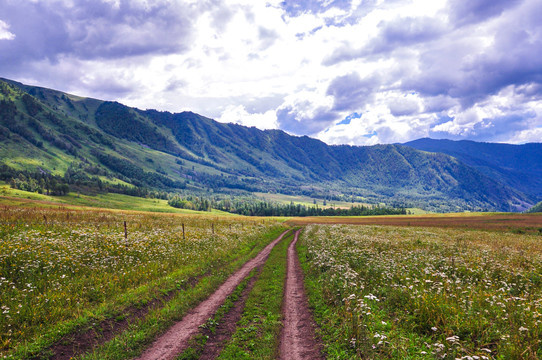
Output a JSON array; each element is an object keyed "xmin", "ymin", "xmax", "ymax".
[
  {"xmin": 280, "ymin": 229, "xmax": 324, "ymax": 360},
  {"xmin": 135, "ymin": 230, "xmax": 290, "ymax": 360}
]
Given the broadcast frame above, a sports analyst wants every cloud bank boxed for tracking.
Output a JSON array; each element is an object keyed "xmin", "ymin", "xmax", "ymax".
[{"xmin": 1, "ymin": 0, "xmax": 541, "ymax": 145}]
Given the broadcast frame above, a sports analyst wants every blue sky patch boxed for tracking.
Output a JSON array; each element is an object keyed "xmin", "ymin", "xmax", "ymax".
[{"xmin": 338, "ymin": 112, "xmax": 362, "ymax": 125}]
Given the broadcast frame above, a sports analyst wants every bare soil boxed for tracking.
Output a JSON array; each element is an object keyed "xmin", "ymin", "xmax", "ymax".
[
  {"xmin": 198, "ymin": 271, "xmax": 259, "ymax": 360},
  {"xmin": 279, "ymin": 229, "xmax": 324, "ymax": 360},
  {"xmin": 135, "ymin": 229, "xmax": 290, "ymax": 360}
]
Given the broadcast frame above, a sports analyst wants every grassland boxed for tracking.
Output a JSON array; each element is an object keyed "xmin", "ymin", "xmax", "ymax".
[
  {"xmin": 0, "ymin": 184, "xmax": 231, "ymax": 215},
  {"xmin": 0, "ymin": 204, "xmax": 284, "ymax": 359},
  {"xmin": 289, "ymin": 212, "xmax": 542, "ymax": 235},
  {"xmin": 3, "ymin": 183, "xmax": 542, "ymax": 359},
  {"xmin": 254, "ymin": 192, "xmax": 370, "ymax": 209},
  {"xmin": 298, "ymin": 224, "xmax": 542, "ymax": 359}
]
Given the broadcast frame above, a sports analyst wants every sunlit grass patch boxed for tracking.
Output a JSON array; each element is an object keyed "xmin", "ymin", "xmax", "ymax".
[{"xmin": 0, "ymin": 186, "xmax": 236, "ymax": 215}]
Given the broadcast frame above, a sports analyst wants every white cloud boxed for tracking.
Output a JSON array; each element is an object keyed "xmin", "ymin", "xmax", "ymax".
[
  {"xmin": 508, "ymin": 128, "xmax": 542, "ymax": 144},
  {"xmin": 217, "ymin": 104, "xmax": 279, "ymax": 129},
  {"xmin": 1, "ymin": 0, "xmax": 541, "ymax": 145},
  {"xmin": 0, "ymin": 20, "xmax": 15, "ymax": 40}
]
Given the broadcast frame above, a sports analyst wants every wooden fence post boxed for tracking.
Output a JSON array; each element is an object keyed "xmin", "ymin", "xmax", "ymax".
[{"xmin": 124, "ymin": 221, "xmax": 128, "ymax": 248}]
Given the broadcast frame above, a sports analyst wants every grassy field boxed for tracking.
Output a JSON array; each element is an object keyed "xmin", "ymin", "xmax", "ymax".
[
  {"xmin": 0, "ymin": 205, "xmax": 284, "ymax": 359},
  {"xmin": 254, "ymin": 192, "xmax": 370, "ymax": 209},
  {"xmin": 289, "ymin": 212, "xmax": 542, "ymax": 235},
  {"xmin": 3, "ymin": 183, "xmax": 542, "ymax": 359},
  {"xmin": 298, "ymin": 224, "xmax": 542, "ymax": 359},
  {"xmin": 0, "ymin": 184, "xmax": 231, "ymax": 215}
]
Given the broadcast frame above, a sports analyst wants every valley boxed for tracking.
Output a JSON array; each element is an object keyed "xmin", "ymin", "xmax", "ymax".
[
  {"xmin": 2, "ymin": 1, "xmax": 542, "ymax": 358},
  {"xmin": 1, "ymin": 78, "xmax": 539, "ymax": 213},
  {"xmin": 1, "ymin": 78, "xmax": 542, "ymax": 359}
]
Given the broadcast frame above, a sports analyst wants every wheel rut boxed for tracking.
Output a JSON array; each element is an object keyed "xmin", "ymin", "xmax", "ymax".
[
  {"xmin": 197, "ymin": 269, "xmax": 259, "ymax": 360},
  {"xmin": 135, "ymin": 229, "xmax": 290, "ymax": 360},
  {"xmin": 279, "ymin": 229, "xmax": 324, "ymax": 360}
]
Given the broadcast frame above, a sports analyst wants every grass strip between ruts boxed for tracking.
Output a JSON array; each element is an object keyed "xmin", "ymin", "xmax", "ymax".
[
  {"xmin": 175, "ymin": 268, "xmax": 259, "ymax": 359},
  {"xmin": 216, "ymin": 230, "xmax": 293, "ymax": 359}
]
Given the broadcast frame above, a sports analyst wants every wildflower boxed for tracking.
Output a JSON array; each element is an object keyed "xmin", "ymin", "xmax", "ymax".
[{"xmin": 446, "ymin": 335, "xmax": 459, "ymax": 343}]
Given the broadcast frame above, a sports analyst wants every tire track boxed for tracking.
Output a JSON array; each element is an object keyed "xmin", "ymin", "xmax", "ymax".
[
  {"xmin": 198, "ymin": 269, "xmax": 259, "ymax": 360},
  {"xmin": 135, "ymin": 229, "xmax": 290, "ymax": 360},
  {"xmin": 279, "ymin": 229, "xmax": 324, "ymax": 360}
]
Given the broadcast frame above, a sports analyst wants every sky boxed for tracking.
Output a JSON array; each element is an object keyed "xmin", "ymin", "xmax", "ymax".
[{"xmin": 0, "ymin": 0, "xmax": 541, "ymax": 145}]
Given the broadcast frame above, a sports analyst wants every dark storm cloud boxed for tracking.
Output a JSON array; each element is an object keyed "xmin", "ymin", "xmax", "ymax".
[
  {"xmin": 85, "ymin": 76, "xmax": 135, "ymax": 97},
  {"xmin": 447, "ymin": 0, "xmax": 523, "ymax": 27},
  {"xmin": 244, "ymin": 94, "xmax": 285, "ymax": 114},
  {"xmin": 324, "ymin": 16, "xmax": 445, "ymax": 65},
  {"xmin": 388, "ymin": 97, "xmax": 420, "ymax": 117},
  {"xmin": 326, "ymin": 72, "xmax": 379, "ymax": 111},
  {"xmin": 366, "ymin": 16, "xmax": 445, "ymax": 55},
  {"xmin": 423, "ymin": 95, "xmax": 458, "ymax": 113},
  {"xmin": 402, "ymin": 0, "xmax": 542, "ymax": 108},
  {"xmin": 165, "ymin": 78, "xmax": 188, "ymax": 93},
  {"xmin": 276, "ymin": 105, "xmax": 338, "ymax": 135},
  {"xmin": 0, "ymin": 0, "xmax": 197, "ymax": 70},
  {"xmin": 430, "ymin": 112, "xmax": 536, "ymax": 142},
  {"xmin": 276, "ymin": 72, "xmax": 381, "ymax": 136}
]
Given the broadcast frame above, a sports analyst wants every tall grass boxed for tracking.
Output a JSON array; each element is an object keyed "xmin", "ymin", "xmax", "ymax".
[
  {"xmin": 299, "ymin": 224, "xmax": 542, "ymax": 359},
  {"xmin": 0, "ymin": 205, "xmax": 281, "ymax": 357}
]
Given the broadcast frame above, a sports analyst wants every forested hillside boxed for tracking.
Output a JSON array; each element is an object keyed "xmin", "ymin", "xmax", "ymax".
[
  {"xmin": 405, "ymin": 138, "xmax": 542, "ymax": 200},
  {"xmin": 0, "ymin": 78, "xmax": 534, "ymax": 211}
]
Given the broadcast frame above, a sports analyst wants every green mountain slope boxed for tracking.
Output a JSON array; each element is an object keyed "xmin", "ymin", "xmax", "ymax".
[
  {"xmin": 404, "ymin": 138, "xmax": 542, "ymax": 200},
  {"xmin": 0, "ymin": 78, "xmax": 533, "ymax": 211},
  {"xmin": 528, "ymin": 201, "xmax": 542, "ymax": 213}
]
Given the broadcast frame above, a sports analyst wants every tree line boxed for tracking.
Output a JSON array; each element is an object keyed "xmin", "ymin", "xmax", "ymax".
[{"xmin": 168, "ymin": 195, "xmax": 406, "ymax": 217}]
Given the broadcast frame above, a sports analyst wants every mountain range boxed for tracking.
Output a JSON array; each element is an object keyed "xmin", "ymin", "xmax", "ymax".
[{"xmin": 0, "ymin": 77, "xmax": 539, "ymax": 212}]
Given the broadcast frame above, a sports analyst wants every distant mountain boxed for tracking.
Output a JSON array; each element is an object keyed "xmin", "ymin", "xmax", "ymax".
[
  {"xmin": 0, "ymin": 78, "xmax": 533, "ymax": 212},
  {"xmin": 404, "ymin": 138, "xmax": 542, "ymax": 201}
]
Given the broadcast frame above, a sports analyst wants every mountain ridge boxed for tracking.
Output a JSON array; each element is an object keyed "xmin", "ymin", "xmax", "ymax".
[
  {"xmin": 0, "ymin": 77, "xmax": 534, "ymax": 212},
  {"xmin": 404, "ymin": 138, "xmax": 542, "ymax": 201}
]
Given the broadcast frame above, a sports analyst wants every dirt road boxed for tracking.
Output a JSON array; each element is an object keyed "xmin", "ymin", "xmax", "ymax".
[
  {"xmin": 279, "ymin": 229, "xmax": 324, "ymax": 360},
  {"xmin": 135, "ymin": 229, "xmax": 290, "ymax": 360}
]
